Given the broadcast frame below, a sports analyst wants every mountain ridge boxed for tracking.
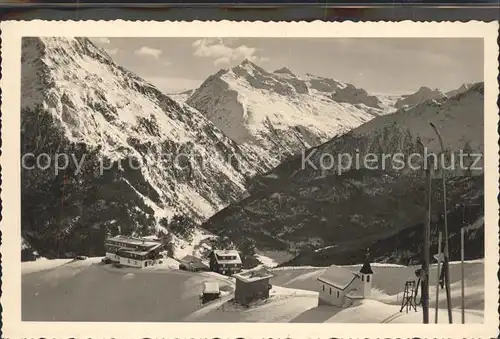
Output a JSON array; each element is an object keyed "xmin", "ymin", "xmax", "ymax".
[
  {"xmin": 201, "ymin": 83, "xmax": 484, "ymax": 259},
  {"xmin": 21, "ymin": 37, "xmax": 263, "ymax": 258},
  {"xmin": 185, "ymin": 59, "xmax": 388, "ymax": 170}
]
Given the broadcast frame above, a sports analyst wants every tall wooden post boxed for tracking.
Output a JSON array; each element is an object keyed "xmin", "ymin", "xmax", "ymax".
[
  {"xmin": 422, "ymin": 156, "xmax": 431, "ymax": 324},
  {"xmin": 435, "ymin": 231, "xmax": 442, "ymax": 323},
  {"xmin": 430, "ymin": 122, "xmax": 453, "ymax": 324},
  {"xmin": 461, "ymin": 224, "xmax": 465, "ymax": 323}
]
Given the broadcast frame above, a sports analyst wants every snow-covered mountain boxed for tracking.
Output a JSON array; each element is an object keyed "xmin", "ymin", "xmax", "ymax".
[
  {"xmin": 318, "ymin": 82, "xmax": 484, "ymax": 174},
  {"xmin": 395, "ymin": 86, "xmax": 446, "ymax": 109},
  {"xmin": 185, "ymin": 60, "xmax": 386, "ymax": 169},
  {"xmin": 21, "ymin": 37, "xmax": 262, "ymax": 258},
  {"xmin": 202, "ymin": 84, "xmax": 484, "ymax": 257},
  {"xmin": 329, "ymin": 83, "xmax": 382, "ymax": 109},
  {"xmin": 446, "ymin": 83, "xmax": 474, "ymax": 98},
  {"xmin": 169, "ymin": 89, "xmax": 195, "ymax": 105}
]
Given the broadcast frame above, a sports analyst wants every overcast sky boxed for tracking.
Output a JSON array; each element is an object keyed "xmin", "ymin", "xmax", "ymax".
[{"xmin": 90, "ymin": 37, "xmax": 483, "ymax": 95}]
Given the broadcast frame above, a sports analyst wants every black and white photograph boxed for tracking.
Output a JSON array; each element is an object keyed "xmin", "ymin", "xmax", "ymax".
[{"xmin": 1, "ymin": 20, "xmax": 498, "ymax": 338}]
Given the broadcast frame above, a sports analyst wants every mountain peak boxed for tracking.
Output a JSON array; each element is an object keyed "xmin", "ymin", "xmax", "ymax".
[
  {"xmin": 273, "ymin": 67, "xmax": 295, "ymax": 77},
  {"xmin": 395, "ymin": 85, "xmax": 446, "ymax": 109},
  {"xmin": 240, "ymin": 58, "xmax": 257, "ymax": 67},
  {"xmin": 233, "ymin": 58, "xmax": 264, "ymax": 74},
  {"xmin": 416, "ymin": 86, "xmax": 441, "ymax": 94}
]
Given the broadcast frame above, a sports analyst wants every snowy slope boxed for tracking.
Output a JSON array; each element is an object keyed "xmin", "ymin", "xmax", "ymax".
[
  {"xmin": 187, "ymin": 260, "xmax": 483, "ymax": 323},
  {"xmin": 21, "ymin": 37, "xmax": 261, "ymax": 258},
  {"xmin": 169, "ymin": 89, "xmax": 195, "ymax": 105},
  {"xmin": 186, "ymin": 60, "xmax": 384, "ymax": 169}
]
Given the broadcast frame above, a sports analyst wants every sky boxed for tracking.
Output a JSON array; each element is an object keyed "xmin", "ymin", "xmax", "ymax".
[{"xmin": 90, "ymin": 37, "xmax": 483, "ymax": 95}]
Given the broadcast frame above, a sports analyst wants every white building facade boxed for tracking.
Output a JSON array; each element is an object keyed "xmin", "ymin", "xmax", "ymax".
[
  {"xmin": 317, "ymin": 260, "xmax": 374, "ymax": 307},
  {"xmin": 105, "ymin": 235, "xmax": 163, "ymax": 268}
]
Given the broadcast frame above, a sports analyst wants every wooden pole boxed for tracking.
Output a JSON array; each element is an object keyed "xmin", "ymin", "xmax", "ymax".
[
  {"xmin": 422, "ymin": 157, "xmax": 431, "ymax": 324},
  {"xmin": 430, "ymin": 122, "xmax": 453, "ymax": 324},
  {"xmin": 435, "ymin": 231, "xmax": 442, "ymax": 323},
  {"xmin": 442, "ymin": 171, "xmax": 453, "ymax": 324},
  {"xmin": 461, "ymin": 225, "xmax": 465, "ymax": 323}
]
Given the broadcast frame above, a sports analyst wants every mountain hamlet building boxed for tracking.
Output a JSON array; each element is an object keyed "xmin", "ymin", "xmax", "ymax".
[
  {"xmin": 104, "ymin": 235, "xmax": 164, "ymax": 268},
  {"xmin": 208, "ymin": 250, "xmax": 243, "ymax": 275},
  {"xmin": 317, "ymin": 260, "xmax": 373, "ymax": 307},
  {"xmin": 233, "ymin": 267, "xmax": 275, "ymax": 306}
]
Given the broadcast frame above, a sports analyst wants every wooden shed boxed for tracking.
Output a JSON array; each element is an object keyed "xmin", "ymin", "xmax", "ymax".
[{"xmin": 233, "ymin": 267, "xmax": 274, "ymax": 306}]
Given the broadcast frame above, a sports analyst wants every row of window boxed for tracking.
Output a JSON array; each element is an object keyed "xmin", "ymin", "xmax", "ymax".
[
  {"xmin": 362, "ymin": 275, "xmax": 371, "ymax": 283},
  {"xmin": 121, "ymin": 252, "xmax": 147, "ymax": 260},
  {"xmin": 216, "ymin": 255, "xmax": 238, "ymax": 261},
  {"xmin": 125, "ymin": 259, "xmax": 152, "ymax": 267},
  {"xmin": 220, "ymin": 263, "xmax": 241, "ymax": 268},
  {"xmin": 322, "ymin": 285, "xmax": 340, "ymax": 298},
  {"xmin": 106, "ymin": 240, "xmax": 154, "ymax": 251}
]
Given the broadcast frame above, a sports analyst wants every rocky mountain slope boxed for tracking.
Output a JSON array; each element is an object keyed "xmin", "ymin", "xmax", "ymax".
[
  {"xmin": 185, "ymin": 60, "xmax": 386, "ymax": 169},
  {"xmin": 446, "ymin": 83, "xmax": 474, "ymax": 98},
  {"xmin": 281, "ymin": 189, "xmax": 484, "ymax": 266},
  {"xmin": 329, "ymin": 83, "xmax": 382, "ymax": 110},
  {"xmin": 21, "ymin": 37, "xmax": 262, "ymax": 259},
  {"xmin": 169, "ymin": 89, "xmax": 195, "ymax": 105},
  {"xmin": 395, "ymin": 86, "xmax": 446, "ymax": 109},
  {"xmin": 201, "ymin": 84, "xmax": 485, "ymax": 259}
]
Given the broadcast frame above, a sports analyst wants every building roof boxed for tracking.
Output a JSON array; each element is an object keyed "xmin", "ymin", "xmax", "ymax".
[
  {"xmin": 233, "ymin": 267, "xmax": 274, "ymax": 283},
  {"xmin": 359, "ymin": 261, "xmax": 374, "ymax": 274},
  {"xmin": 317, "ymin": 265, "xmax": 360, "ymax": 290},
  {"xmin": 106, "ymin": 235, "xmax": 161, "ymax": 248},
  {"xmin": 181, "ymin": 254, "xmax": 202, "ymax": 263},
  {"xmin": 202, "ymin": 281, "xmax": 220, "ymax": 294},
  {"xmin": 346, "ymin": 289, "xmax": 364, "ymax": 299},
  {"xmin": 212, "ymin": 250, "xmax": 242, "ymax": 264}
]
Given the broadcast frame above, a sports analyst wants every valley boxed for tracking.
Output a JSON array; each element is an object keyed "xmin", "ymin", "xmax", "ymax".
[{"xmin": 21, "ymin": 37, "xmax": 485, "ymax": 275}]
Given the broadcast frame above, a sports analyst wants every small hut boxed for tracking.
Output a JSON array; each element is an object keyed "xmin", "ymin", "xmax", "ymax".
[{"xmin": 233, "ymin": 267, "xmax": 274, "ymax": 306}]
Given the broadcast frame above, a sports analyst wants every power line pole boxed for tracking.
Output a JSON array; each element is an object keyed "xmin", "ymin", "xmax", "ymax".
[
  {"xmin": 434, "ymin": 231, "xmax": 442, "ymax": 323},
  {"xmin": 461, "ymin": 204, "xmax": 466, "ymax": 324},
  {"xmin": 423, "ymin": 155, "xmax": 432, "ymax": 324},
  {"xmin": 430, "ymin": 122, "xmax": 453, "ymax": 324},
  {"xmin": 418, "ymin": 139, "xmax": 430, "ymax": 324}
]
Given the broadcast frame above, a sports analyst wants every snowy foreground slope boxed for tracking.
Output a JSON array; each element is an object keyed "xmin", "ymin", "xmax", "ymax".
[
  {"xmin": 183, "ymin": 260, "xmax": 484, "ymax": 323},
  {"xmin": 202, "ymin": 84, "xmax": 485, "ymax": 259},
  {"xmin": 21, "ymin": 257, "xmax": 483, "ymax": 323},
  {"xmin": 186, "ymin": 60, "xmax": 384, "ymax": 168},
  {"xmin": 21, "ymin": 37, "xmax": 263, "ymax": 258}
]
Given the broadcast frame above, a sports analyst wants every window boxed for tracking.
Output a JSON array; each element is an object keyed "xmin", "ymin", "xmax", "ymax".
[
  {"xmin": 367, "ymin": 275, "xmax": 370, "ymax": 283},
  {"xmin": 322, "ymin": 285, "xmax": 325, "ymax": 292},
  {"xmin": 362, "ymin": 275, "xmax": 364, "ymax": 282},
  {"xmin": 329, "ymin": 288, "xmax": 332, "ymax": 295},
  {"xmin": 337, "ymin": 291, "xmax": 340, "ymax": 298}
]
